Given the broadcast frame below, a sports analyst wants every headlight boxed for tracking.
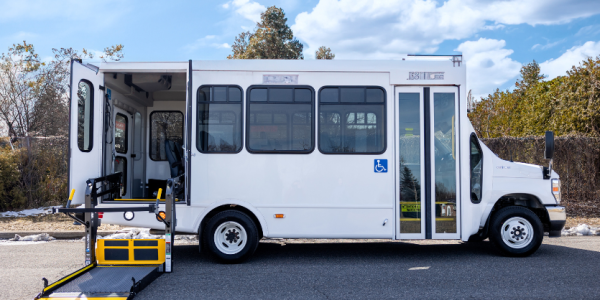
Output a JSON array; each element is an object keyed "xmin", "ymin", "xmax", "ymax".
[{"xmin": 551, "ymin": 178, "xmax": 561, "ymax": 204}]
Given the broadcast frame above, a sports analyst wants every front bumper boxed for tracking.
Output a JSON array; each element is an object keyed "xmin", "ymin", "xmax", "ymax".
[{"xmin": 545, "ymin": 205, "xmax": 566, "ymax": 237}]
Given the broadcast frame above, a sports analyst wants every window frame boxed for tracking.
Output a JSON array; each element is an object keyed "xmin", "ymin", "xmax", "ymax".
[
  {"xmin": 148, "ymin": 110, "xmax": 184, "ymax": 161},
  {"xmin": 245, "ymin": 85, "xmax": 316, "ymax": 154},
  {"xmin": 318, "ymin": 85, "xmax": 387, "ymax": 155},
  {"xmin": 77, "ymin": 79, "xmax": 94, "ymax": 152},
  {"xmin": 196, "ymin": 84, "xmax": 244, "ymax": 154},
  {"xmin": 470, "ymin": 133, "xmax": 483, "ymax": 204},
  {"xmin": 115, "ymin": 113, "xmax": 129, "ymax": 154}
]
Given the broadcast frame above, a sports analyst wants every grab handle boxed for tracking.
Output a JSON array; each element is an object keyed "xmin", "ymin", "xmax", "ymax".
[
  {"xmin": 66, "ymin": 189, "xmax": 75, "ymax": 208},
  {"xmin": 154, "ymin": 188, "xmax": 162, "ymax": 214}
]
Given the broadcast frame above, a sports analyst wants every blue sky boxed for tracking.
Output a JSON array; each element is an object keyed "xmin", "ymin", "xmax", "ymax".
[{"xmin": 1, "ymin": 0, "xmax": 599, "ymax": 99}]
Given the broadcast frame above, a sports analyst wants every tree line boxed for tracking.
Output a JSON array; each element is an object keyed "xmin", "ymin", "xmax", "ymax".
[{"xmin": 469, "ymin": 56, "xmax": 600, "ymax": 138}]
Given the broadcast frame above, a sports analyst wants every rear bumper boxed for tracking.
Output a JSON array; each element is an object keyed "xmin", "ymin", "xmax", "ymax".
[{"xmin": 545, "ymin": 205, "xmax": 566, "ymax": 237}]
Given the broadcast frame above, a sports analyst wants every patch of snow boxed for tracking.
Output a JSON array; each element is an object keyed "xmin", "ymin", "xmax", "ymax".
[
  {"xmin": 0, "ymin": 206, "xmax": 62, "ymax": 218},
  {"xmin": 562, "ymin": 224, "xmax": 600, "ymax": 236},
  {"xmin": 9, "ymin": 233, "xmax": 55, "ymax": 241}
]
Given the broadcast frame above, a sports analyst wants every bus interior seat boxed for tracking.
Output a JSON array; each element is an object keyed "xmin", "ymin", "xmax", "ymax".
[{"xmin": 165, "ymin": 139, "xmax": 184, "ymax": 178}]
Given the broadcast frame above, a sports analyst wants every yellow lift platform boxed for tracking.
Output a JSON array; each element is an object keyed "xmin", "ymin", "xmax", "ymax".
[{"xmin": 36, "ymin": 174, "xmax": 181, "ymax": 300}]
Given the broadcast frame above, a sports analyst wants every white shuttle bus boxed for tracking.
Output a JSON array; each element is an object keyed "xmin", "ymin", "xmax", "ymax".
[{"xmin": 69, "ymin": 57, "xmax": 565, "ymax": 262}]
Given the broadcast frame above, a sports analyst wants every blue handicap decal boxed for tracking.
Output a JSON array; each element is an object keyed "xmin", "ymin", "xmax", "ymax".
[
  {"xmin": 107, "ymin": 88, "xmax": 112, "ymax": 100},
  {"xmin": 374, "ymin": 159, "xmax": 387, "ymax": 173}
]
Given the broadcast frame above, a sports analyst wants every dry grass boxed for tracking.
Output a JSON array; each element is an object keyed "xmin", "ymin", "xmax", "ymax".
[
  {"xmin": 0, "ymin": 213, "xmax": 121, "ymax": 231},
  {"xmin": 565, "ymin": 217, "xmax": 600, "ymax": 229}
]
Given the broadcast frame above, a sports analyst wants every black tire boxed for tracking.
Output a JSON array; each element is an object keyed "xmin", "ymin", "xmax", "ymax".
[
  {"xmin": 203, "ymin": 210, "xmax": 259, "ymax": 263},
  {"xmin": 489, "ymin": 206, "xmax": 544, "ymax": 257}
]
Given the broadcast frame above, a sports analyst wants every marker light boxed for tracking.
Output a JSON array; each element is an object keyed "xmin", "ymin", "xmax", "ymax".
[
  {"xmin": 274, "ymin": 214, "xmax": 285, "ymax": 219},
  {"xmin": 98, "ymin": 212, "xmax": 104, "ymax": 219},
  {"xmin": 123, "ymin": 211, "xmax": 135, "ymax": 221},
  {"xmin": 157, "ymin": 211, "xmax": 167, "ymax": 222},
  {"xmin": 551, "ymin": 179, "xmax": 561, "ymax": 204}
]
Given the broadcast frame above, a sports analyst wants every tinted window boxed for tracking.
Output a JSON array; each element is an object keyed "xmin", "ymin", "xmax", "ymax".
[
  {"xmin": 247, "ymin": 86, "xmax": 314, "ymax": 153},
  {"xmin": 150, "ymin": 111, "xmax": 184, "ymax": 161},
  {"xmin": 115, "ymin": 113, "xmax": 128, "ymax": 154},
  {"xmin": 470, "ymin": 134, "xmax": 483, "ymax": 203},
  {"xmin": 77, "ymin": 80, "xmax": 93, "ymax": 152},
  {"xmin": 197, "ymin": 86, "xmax": 243, "ymax": 153},
  {"xmin": 319, "ymin": 87, "xmax": 386, "ymax": 154}
]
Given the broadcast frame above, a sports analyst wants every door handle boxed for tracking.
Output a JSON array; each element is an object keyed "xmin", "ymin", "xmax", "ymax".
[{"xmin": 131, "ymin": 154, "xmax": 137, "ymax": 158}]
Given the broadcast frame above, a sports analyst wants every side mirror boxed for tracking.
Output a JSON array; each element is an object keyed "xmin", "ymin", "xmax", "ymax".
[{"xmin": 544, "ymin": 131, "xmax": 554, "ymax": 159}]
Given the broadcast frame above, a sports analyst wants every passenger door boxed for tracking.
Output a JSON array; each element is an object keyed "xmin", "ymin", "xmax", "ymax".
[
  {"xmin": 69, "ymin": 61, "xmax": 104, "ymax": 205},
  {"xmin": 396, "ymin": 86, "xmax": 461, "ymax": 239},
  {"xmin": 113, "ymin": 107, "xmax": 132, "ymax": 199}
]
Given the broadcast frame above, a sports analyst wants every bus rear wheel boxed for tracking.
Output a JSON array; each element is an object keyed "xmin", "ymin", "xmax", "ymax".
[
  {"xmin": 489, "ymin": 206, "xmax": 543, "ymax": 257},
  {"xmin": 204, "ymin": 210, "xmax": 259, "ymax": 263}
]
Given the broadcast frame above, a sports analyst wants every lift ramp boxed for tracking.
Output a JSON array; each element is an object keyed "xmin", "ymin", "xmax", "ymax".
[
  {"xmin": 36, "ymin": 175, "xmax": 180, "ymax": 300},
  {"xmin": 37, "ymin": 239, "xmax": 165, "ymax": 299}
]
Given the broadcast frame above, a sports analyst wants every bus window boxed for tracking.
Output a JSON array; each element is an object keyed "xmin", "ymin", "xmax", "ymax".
[
  {"xmin": 319, "ymin": 87, "xmax": 386, "ymax": 154},
  {"xmin": 197, "ymin": 86, "xmax": 243, "ymax": 153},
  {"xmin": 247, "ymin": 86, "xmax": 314, "ymax": 153},
  {"xmin": 149, "ymin": 111, "xmax": 184, "ymax": 161},
  {"xmin": 77, "ymin": 80, "xmax": 93, "ymax": 152}
]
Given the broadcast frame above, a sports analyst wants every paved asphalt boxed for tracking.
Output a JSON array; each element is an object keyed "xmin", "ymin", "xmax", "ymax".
[{"xmin": 2, "ymin": 237, "xmax": 600, "ymax": 299}]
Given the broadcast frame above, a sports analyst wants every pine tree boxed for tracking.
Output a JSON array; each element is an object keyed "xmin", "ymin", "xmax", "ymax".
[{"xmin": 227, "ymin": 6, "xmax": 303, "ymax": 59}]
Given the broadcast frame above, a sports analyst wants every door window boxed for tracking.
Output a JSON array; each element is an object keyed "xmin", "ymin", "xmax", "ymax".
[
  {"xmin": 470, "ymin": 134, "xmax": 483, "ymax": 203},
  {"xmin": 114, "ymin": 156, "xmax": 127, "ymax": 196},
  {"xmin": 433, "ymin": 93, "xmax": 457, "ymax": 234},
  {"xmin": 115, "ymin": 113, "xmax": 128, "ymax": 154},
  {"xmin": 77, "ymin": 80, "xmax": 93, "ymax": 152},
  {"xmin": 150, "ymin": 111, "xmax": 184, "ymax": 161},
  {"xmin": 399, "ymin": 93, "xmax": 421, "ymax": 234}
]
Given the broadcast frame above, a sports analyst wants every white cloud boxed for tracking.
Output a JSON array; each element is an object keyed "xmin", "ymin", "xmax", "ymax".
[
  {"xmin": 183, "ymin": 35, "xmax": 231, "ymax": 52},
  {"xmin": 456, "ymin": 38, "xmax": 522, "ymax": 99},
  {"xmin": 540, "ymin": 41, "xmax": 600, "ymax": 79},
  {"xmin": 225, "ymin": 0, "xmax": 266, "ymax": 23},
  {"xmin": 292, "ymin": 0, "xmax": 600, "ymax": 59},
  {"xmin": 531, "ymin": 39, "xmax": 564, "ymax": 51}
]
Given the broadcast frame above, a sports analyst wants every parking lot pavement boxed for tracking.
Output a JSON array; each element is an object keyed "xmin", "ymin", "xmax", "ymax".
[{"xmin": 3, "ymin": 237, "xmax": 600, "ymax": 300}]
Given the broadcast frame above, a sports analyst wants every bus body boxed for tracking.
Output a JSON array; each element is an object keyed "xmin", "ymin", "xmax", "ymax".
[{"xmin": 69, "ymin": 58, "xmax": 565, "ymax": 261}]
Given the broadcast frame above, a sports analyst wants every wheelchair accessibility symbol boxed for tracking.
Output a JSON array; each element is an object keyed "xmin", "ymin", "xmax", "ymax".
[{"xmin": 374, "ymin": 159, "xmax": 387, "ymax": 173}]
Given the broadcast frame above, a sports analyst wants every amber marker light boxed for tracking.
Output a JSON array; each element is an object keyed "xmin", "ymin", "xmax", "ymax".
[
  {"xmin": 274, "ymin": 214, "xmax": 285, "ymax": 219},
  {"xmin": 157, "ymin": 211, "xmax": 167, "ymax": 221}
]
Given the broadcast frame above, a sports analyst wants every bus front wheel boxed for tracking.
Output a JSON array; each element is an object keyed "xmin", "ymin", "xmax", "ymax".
[
  {"xmin": 204, "ymin": 210, "xmax": 259, "ymax": 263},
  {"xmin": 489, "ymin": 206, "xmax": 544, "ymax": 257}
]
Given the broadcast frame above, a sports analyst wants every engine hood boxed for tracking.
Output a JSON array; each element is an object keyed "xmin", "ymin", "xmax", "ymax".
[{"xmin": 492, "ymin": 160, "xmax": 544, "ymax": 179}]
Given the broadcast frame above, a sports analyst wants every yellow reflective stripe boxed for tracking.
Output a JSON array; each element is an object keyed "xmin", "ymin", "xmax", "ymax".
[{"xmin": 43, "ymin": 263, "xmax": 94, "ymax": 292}]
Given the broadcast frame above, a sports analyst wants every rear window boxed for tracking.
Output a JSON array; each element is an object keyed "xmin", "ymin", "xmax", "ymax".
[{"xmin": 149, "ymin": 111, "xmax": 184, "ymax": 161}]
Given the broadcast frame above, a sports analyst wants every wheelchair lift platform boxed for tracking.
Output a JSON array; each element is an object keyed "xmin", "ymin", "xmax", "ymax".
[{"xmin": 36, "ymin": 175, "xmax": 180, "ymax": 300}]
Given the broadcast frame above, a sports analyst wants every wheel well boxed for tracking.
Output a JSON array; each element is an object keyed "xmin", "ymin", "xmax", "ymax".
[
  {"xmin": 490, "ymin": 194, "xmax": 550, "ymax": 232},
  {"xmin": 199, "ymin": 204, "xmax": 264, "ymax": 240}
]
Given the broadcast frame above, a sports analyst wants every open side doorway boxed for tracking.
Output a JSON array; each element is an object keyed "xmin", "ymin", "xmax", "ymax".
[
  {"xmin": 69, "ymin": 61, "xmax": 104, "ymax": 205},
  {"xmin": 396, "ymin": 86, "xmax": 461, "ymax": 240}
]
